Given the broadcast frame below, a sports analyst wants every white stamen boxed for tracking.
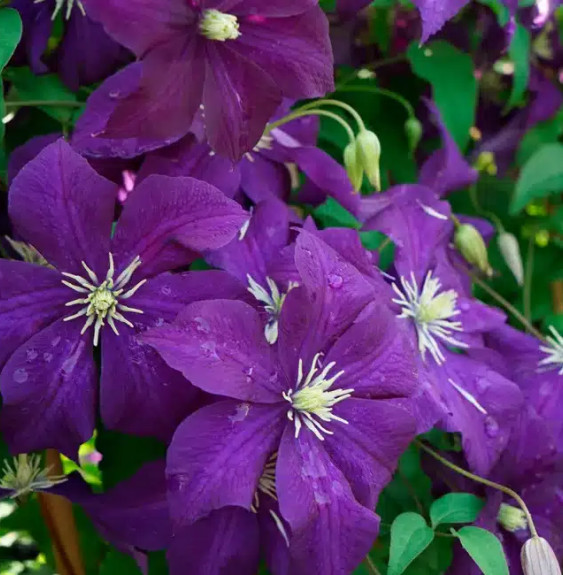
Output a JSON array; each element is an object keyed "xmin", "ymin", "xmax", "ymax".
[
  {"xmin": 251, "ymin": 453, "xmax": 277, "ymax": 513},
  {"xmin": 448, "ymin": 378, "xmax": 488, "ymax": 415},
  {"xmin": 269, "ymin": 510, "xmax": 290, "ymax": 547},
  {"xmin": 283, "ymin": 353, "xmax": 352, "ymax": 441},
  {"xmin": 61, "ymin": 254, "xmax": 146, "ymax": 346},
  {"xmin": 5, "ymin": 237, "xmax": 51, "ymax": 268},
  {"xmin": 392, "ymin": 271, "xmax": 468, "ymax": 365},
  {"xmin": 244, "ymin": 134, "xmax": 274, "ymax": 162},
  {"xmin": 34, "ymin": 0, "xmax": 85, "ymax": 20},
  {"xmin": 0, "ymin": 454, "xmax": 67, "ymax": 500},
  {"xmin": 199, "ymin": 9, "xmax": 240, "ymax": 41},
  {"xmin": 538, "ymin": 326, "xmax": 563, "ymax": 375},
  {"xmin": 417, "ymin": 200, "xmax": 448, "ymax": 220},
  {"xmin": 247, "ymin": 275, "xmax": 298, "ymax": 344}
]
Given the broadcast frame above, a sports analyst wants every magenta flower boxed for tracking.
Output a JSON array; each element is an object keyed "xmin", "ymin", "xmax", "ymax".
[
  {"xmin": 143, "ymin": 231, "xmax": 418, "ymax": 575},
  {"xmin": 0, "ymin": 139, "xmax": 248, "ymax": 457},
  {"xmin": 81, "ymin": 0, "xmax": 334, "ymax": 160}
]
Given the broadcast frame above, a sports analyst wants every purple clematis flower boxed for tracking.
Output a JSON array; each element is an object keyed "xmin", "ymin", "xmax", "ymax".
[
  {"xmin": 10, "ymin": 0, "xmax": 130, "ymax": 91},
  {"xmin": 81, "ymin": 0, "xmax": 334, "ymax": 160},
  {"xmin": 0, "ymin": 139, "xmax": 248, "ymax": 458},
  {"xmin": 360, "ymin": 185, "xmax": 523, "ymax": 474},
  {"xmin": 143, "ymin": 230, "xmax": 418, "ymax": 575}
]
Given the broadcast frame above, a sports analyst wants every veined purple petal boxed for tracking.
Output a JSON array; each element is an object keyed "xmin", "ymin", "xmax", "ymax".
[
  {"xmin": 206, "ymin": 0, "xmax": 319, "ymax": 17},
  {"xmin": 9, "ymin": 139, "xmax": 117, "ymax": 277},
  {"xmin": 0, "ymin": 320, "xmax": 96, "ymax": 459},
  {"xmin": 142, "ymin": 300, "xmax": 283, "ymax": 402},
  {"xmin": 167, "ymin": 400, "xmax": 286, "ymax": 525},
  {"xmin": 239, "ymin": 154, "xmax": 289, "ymax": 203},
  {"xmin": 412, "ymin": 0, "xmax": 470, "ymax": 43}
]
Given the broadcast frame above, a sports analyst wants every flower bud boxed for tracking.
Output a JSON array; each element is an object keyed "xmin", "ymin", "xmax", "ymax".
[
  {"xmin": 355, "ymin": 130, "xmax": 381, "ymax": 191},
  {"xmin": 405, "ymin": 117, "xmax": 423, "ymax": 152},
  {"xmin": 498, "ymin": 503, "xmax": 528, "ymax": 532},
  {"xmin": 474, "ymin": 151, "xmax": 498, "ymax": 176},
  {"xmin": 454, "ymin": 223, "xmax": 493, "ymax": 277},
  {"xmin": 498, "ymin": 232, "xmax": 524, "ymax": 286},
  {"xmin": 521, "ymin": 537, "xmax": 562, "ymax": 575},
  {"xmin": 343, "ymin": 141, "xmax": 363, "ymax": 192}
]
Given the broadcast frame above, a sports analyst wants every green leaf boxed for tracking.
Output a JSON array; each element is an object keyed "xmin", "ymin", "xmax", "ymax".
[
  {"xmin": 407, "ymin": 41, "xmax": 477, "ymax": 150},
  {"xmin": 0, "ymin": 7, "xmax": 23, "ymax": 148},
  {"xmin": 3, "ymin": 67, "xmax": 80, "ymax": 125},
  {"xmin": 388, "ymin": 512, "xmax": 435, "ymax": 575},
  {"xmin": 511, "ymin": 143, "xmax": 563, "ymax": 214},
  {"xmin": 313, "ymin": 197, "xmax": 361, "ymax": 229},
  {"xmin": 430, "ymin": 493, "xmax": 485, "ymax": 528},
  {"xmin": 516, "ymin": 107, "xmax": 563, "ymax": 166},
  {"xmin": 453, "ymin": 526, "xmax": 509, "ymax": 575},
  {"xmin": 100, "ymin": 550, "xmax": 142, "ymax": 575},
  {"xmin": 505, "ymin": 24, "xmax": 531, "ymax": 112}
]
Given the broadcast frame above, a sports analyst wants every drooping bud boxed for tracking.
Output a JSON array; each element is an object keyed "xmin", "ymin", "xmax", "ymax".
[
  {"xmin": 474, "ymin": 151, "xmax": 498, "ymax": 176},
  {"xmin": 454, "ymin": 223, "xmax": 493, "ymax": 277},
  {"xmin": 343, "ymin": 142, "xmax": 363, "ymax": 192},
  {"xmin": 355, "ymin": 130, "xmax": 381, "ymax": 191},
  {"xmin": 200, "ymin": 9, "xmax": 241, "ymax": 42},
  {"xmin": 404, "ymin": 117, "xmax": 423, "ymax": 152},
  {"xmin": 498, "ymin": 503, "xmax": 528, "ymax": 532},
  {"xmin": 498, "ymin": 232, "xmax": 524, "ymax": 286},
  {"xmin": 521, "ymin": 537, "xmax": 562, "ymax": 575}
]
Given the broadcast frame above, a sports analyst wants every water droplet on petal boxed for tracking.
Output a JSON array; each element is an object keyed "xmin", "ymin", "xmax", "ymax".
[
  {"xmin": 484, "ymin": 416, "xmax": 499, "ymax": 437},
  {"xmin": 327, "ymin": 274, "xmax": 343, "ymax": 289},
  {"xmin": 51, "ymin": 336, "xmax": 61, "ymax": 347},
  {"xmin": 13, "ymin": 368, "xmax": 28, "ymax": 383},
  {"xmin": 26, "ymin": 349, "xmax": 38, "ymax": 361}
]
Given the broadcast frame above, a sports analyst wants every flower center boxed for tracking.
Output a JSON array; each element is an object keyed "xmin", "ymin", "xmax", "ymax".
[
  {"xmin": 61, "ymin": 254, "xmax": 146, "ymax": 346},
  {"xmin": 392, "ymin": 271, "xmax": 467, "ymax": 365},
  {"xmin": 538, "ymin": 326, "xmax": 563, "ymax": 375},
  {"xmin": 199, "ymin": 9, "xmax": 241, "ymax": 41},
  {"xmin": 0, "ymin": 454, "xmax": 66, "ymax": 500},
  {"xmin": 497, "ymin": 503, "xmax": 528, "ymax": 533},
  {"xmin": 34, "ymin": 0, "xmax": 85, "ymax": 20},
  {"xmin": 247, "ymin": 275, "xmax": 298, "ymax": 344},
  {"xmin": 251, "ymin": 453, "xmax": 277, "ymax": 513},
  {"xmin": 283, "ymin": 353, "xmax": 352, "ymax": 441}
]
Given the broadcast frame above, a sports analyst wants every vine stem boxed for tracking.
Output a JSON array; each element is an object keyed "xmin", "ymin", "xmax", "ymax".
[
  {"xmin": 523, "ymin": 235, "xmax": 534, "ymax": 324},
  {"xmin": 415, "ymin": 440, "xmax": 538, "ymax": 538},
  {"xmin": 295, "ymin": 98, "xmax": 367, "ymax": 132},
  {"xmin": 464, "ymin": 268, "xmax": 544, "ymax": 341},
  {"xmin": 333, "ymin": 85, "xmax": 415, "ymax": 119},
  {"xmin": 4, "ymin": 100, "xmax": 83, "ymax": 108},
  {"xmin": 363, "ymin": 554, "xmax": 382, "ymax": 575},
  {"xmin": 266, "ymin": 109, "xmax": 355, "ymax": 143}
]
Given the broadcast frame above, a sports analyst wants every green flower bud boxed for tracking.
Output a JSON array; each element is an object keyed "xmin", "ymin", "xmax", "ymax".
[
  {"xmin": 355, "ymin": 130, "xmax": 381, "ymax": 191},
  {"xmin": 405, "ymin": 117, "xmax": 423, "ymax": 152},
  {"xmin": 343, "ymin": 142, "xmax": 363, "ymax": 192},
  {"xmin": 521, "ymin": 537, "xmax": 562, "ymax": 575},
  {"xmin": 498, "ymin": 232, "xmax": 524, "ymax": 286},
  {"xmin": 498, "ymin": 503, "xmax": 528, "ymax": 532},
  {"xmin": 454, "ymin": 223, "xmax": 493, "ymax": 277},
  {"xmin": 474, "ymin": 151, "xmax": 498, "ymax": 176}
]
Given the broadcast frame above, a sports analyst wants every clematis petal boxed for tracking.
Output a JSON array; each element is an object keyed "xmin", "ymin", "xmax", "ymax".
[
  {"xmin": 7, "ymin": 134, "xmax": 59, "ymax": 185},
  {"xmin": 0, "ymin": 320, "xmax": 96, "ymax": 459},
  {"xmin": 72, "ymin": 63, "xmax": 184, "ymax": 159},
  {"xmin": 206, "ymin": 0, "xmax": 320, "ymax": 17},
  {"xmin": 232, "ymin": 8, "xmax": 334, "ymax": 99},
  {"xmin": 0, "ymin": 261, "xmax": 68, "ymax": 369},
  {"xmin": 239, "ymin": 155, "xmax": 289, "ymax": 204},
  {"xmin": 111, "ymin": 174, "xmax": 248, "ymax": 279},
  {"xmin": 9, "ymin": 139, "xmax": 116, "ymax": 277},
  {"xmin": 203, "ymin": 43, "xmax": 281, "ymax": 161},
  {"xmin": 83, "ymin": 0, "xmax": 191, "ymax": 57},
  {"xmin": 277, "ymin": 426, "xmax": 380, "ymax": 575},
  {"xmin": 326, "ymin": 301, "xmax": 418, "ymax": 399},
  {"xmin": 168, "ymin": 508, "xmax": 259, "ymax": 575},
  {"xmin": 143, "ymin": 300, "xmax": 283, "ymax": 402},
  {"xmin": 412, "ymin": 0, "xmax": 471, "ymax": 43},
  {"xmin": 324, "ymin": 398, "xmax": 416, "ymax": 508},
  {"xmin": 167, "ymin": 400, "xmax": 286, "ymax": 525}
]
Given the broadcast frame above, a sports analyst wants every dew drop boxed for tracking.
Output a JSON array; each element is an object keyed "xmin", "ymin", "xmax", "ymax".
[
  {"xmin": 26, "ymin": 349, "xmax": 38, "ymax": 361},
  {"xmin": 160, "ymin": 285, "xmax": 172, "ymax": 296},
  {"xmin": 484, "ymin": 416, "xmax": 499, "ymax": 438},
  {"xmin": 13, "ymin": 368, "xmax": 28, "ymax": 383},
  {"xmin": 43, "ymin": 352, "xmax": 53, "ymax": 363},
  {"xmin": 327, "ymin": 274, "xmax": 343, "ymax": 289},
  {"xmin": 51, "ymin": 336, "xmax": 61, "ymax": 347}
]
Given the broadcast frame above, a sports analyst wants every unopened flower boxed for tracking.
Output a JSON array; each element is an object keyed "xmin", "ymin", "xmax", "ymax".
[
  {"xmin": 521, "ymin": 537, "xmax": 562, "ymax": 575},
  {"xmin": 355, "ymin": 130, "xmax": 381, "ymax": 190},
  {"xmin": 498, "ymin": 232, "xmax": 524, "ymax": 285},
  {"xmin": 454, "ymin": 223, "xmax": 493, "ymax": 277},
  {"xmin": 344, "ymin": 141, "xmax": 363, "ymax": 191},
  {"xmin": 405, "ymin": 117, "xmax": 423, "ymax": 152}
]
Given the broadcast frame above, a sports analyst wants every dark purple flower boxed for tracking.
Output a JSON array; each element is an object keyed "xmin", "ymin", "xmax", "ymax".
[
  {"xmin": 10, "ymin": 0, "xmax": 130, "ymax": 91},
  {"xmin": 0, "ymin": 139, "xmax": 248, "ymax": 457},
  {"xmin": 360, "ymin": 185, "xmax": 522, "ymax": 474},
  {"xmin": 81, "ymin": 0, "xmax": 334, "ymax": 160},
  {"xmin": 143, "ymin": 230, "xmax": 418, "ymax": 575}
]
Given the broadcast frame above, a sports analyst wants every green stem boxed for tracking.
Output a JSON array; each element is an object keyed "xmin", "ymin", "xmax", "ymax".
[
  {"xmin": 465, "ymin": 268, "xmax": 544, "ymax": 341},
  {"xmin": 297, "ymin": 98, "xmax": 366, "ymax": 132},
  {"xmin": 415, "ymin": 440, "xmax": 538, "ymax": 538},
  {"xmin": 334, "ymin": 86, "xmax": 415, "ymax": 119},
  {"xmin": 468, "ymin": 184, "xmax": 504, "ymax": 232},
  {"xmin": 4, "ymin": 100, "xmax": 83, "ymax": 109},
  {"xmin": 337, "ymin": 55, "xmax": 407, "ymax": 87},
  {"xmin": 523, "ymin": 235, "xmax": 534, "ymax": 324},
  {"xmin": 363, "ymin": 554, "xmax": 382, "ymax": 575},
  {"xmin": 266, "ymin": 109, "xmax": 355, "ymax": 143}
]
